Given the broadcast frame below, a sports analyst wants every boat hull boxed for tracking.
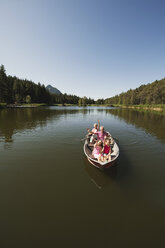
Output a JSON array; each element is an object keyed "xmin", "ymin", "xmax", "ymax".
[
  {"xmin": 84, "ymin": 134, "xmax": 119, "ymax": 170},
  {"xmin": 87, "ymin": 157, "xmax": 117, "ymax": 170}
]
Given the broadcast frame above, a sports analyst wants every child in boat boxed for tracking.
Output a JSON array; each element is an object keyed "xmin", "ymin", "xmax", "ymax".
[
  {"xmin": 102, "ymin": 138, "xmax": 111, "ymax": 162},
  {"xmin": 92, "ymin": 140, "xmax": 103, "ymax": 162}
]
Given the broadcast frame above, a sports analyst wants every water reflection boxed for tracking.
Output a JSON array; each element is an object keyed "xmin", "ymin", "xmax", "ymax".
[
  {"xmin": 0, "ymin": 107, "xmax": 95, "ymax": 148},
  {"xmin": 1, "ymin": 106, "xmax": 165, "ymax": 247},
  {"xmin": 84, "ymin": 158, "xmax": 118, "ymax": 189},
  {"xmin": 84, "ymin": 144, "xmax": 132, "ymax": 189},
  {"xmin": 106, "ymin": 108, "xmax": 165, "ymax": 142},
  {"xmin": 1, "ymin": 106, "xmax": 165, "ymax": 151}
]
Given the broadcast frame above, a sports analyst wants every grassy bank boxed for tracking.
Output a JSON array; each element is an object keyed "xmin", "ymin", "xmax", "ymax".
[
  {"xmin": 0, "ymin": 103, "xmax": 47, "ymax": 108},
  {"xmin": 0, "ymin": 103, "xmax": 107, "ymax": 108},
  {"xmin": 114, "ymin": 104, "xmax": 165, "ymax": 113},
  {"xmin": 0, "ymin": 103, "xmax": 7, "ymax": 109},
  {"xmin": 1, "ymin": 103, "xmax": 164, "ymax": 113}
]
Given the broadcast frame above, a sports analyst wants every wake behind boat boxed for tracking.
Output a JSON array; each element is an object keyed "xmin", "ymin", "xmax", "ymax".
[{"xmin": 84, "ymin": 132, "xmax": 119, "ymax": 169}]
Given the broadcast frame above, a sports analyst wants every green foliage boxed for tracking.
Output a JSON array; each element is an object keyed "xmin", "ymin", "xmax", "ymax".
[
  {"xmin": 78, "ymin": 98, "xmax": 83, "ymax": 106},
  {"xmin": 26, "ymin": 95, "xmax": 31, "ymax": 104},
  {"xmin": 0, "ymin": 65, "xmax": 8, "ymax": 103},
  {"xmin": 78, "ymin": 96, "xmax": 95, "ymax": 106},
  {"xmin": 0, "ymin": 64, "xmax": 95, "ymax": 105},
  {"xmin": 95, "ymin": 98, "xmax": 105, "ymax": 105},
  {"xmin": 105, "ymin": 79, "xmax": 165, "ymax": 105},
  {"xmin": 79, "ymin": 97, "xmax": 87, "ymax": 106}
]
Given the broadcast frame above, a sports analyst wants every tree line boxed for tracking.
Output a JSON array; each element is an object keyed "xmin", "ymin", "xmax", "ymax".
[
  {"xmin": 103, "ymin": 78, "xmax": 165, "ymax": 105},
  {"xmin": 1, "ymin": 64, "xmax": 164, "ymax": 106},
  {"xmin": 0, "ymin": 65, "xmax": 95, "ymax": 105}
]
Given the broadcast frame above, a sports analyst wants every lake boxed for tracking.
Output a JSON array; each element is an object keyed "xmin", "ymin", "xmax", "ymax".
[{"xmin": 0, "ymin": 106, "xmax": 165, "ymax": 248}]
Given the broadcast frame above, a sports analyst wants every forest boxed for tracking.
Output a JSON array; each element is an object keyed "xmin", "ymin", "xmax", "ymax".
[
  {"xmin": 104, "ymin": 78, "xmax": 165, "ymax": 105},
  {"xmin": 1, "ymin": 64, "xmax": 165, "ymax": 106},
  {"xmin": 0, "ymin": 65, "xmax": 95, "ymax": 105}
]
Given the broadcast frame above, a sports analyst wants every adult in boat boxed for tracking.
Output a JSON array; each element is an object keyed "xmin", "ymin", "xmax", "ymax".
[
  {"xmin": 95, "ymin": 126, "xmax": 110, "ymax": 141},
  {"xmin": 87, "ymin": 120, "xmax": 100, "ymax": 143},
  {"xmin": 87, "ymin": 120, "xmax": 100, "ymax": 134}
]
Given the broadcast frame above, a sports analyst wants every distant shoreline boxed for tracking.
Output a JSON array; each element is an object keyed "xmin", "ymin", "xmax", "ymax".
[
  {"xmin": 0, "ymin": 103, "xmax": 114, "ymax": 108},
  {"xmin": 113, "ymin": 104, "xmax": 165, "ymax": 113},
  {"xmin": 0, "ymin": 103, "xmax": 165, "ymax": 113},
  {"xmin": 0, "ymin": 103, "xmax": 47, "ymax": 109}
]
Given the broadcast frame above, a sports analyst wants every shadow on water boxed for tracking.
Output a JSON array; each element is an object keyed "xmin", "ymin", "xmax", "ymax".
[
  {"xmin": 84, "ymin": 157, "xmax": 118, "ymax": 189},
  {"xmin": 83, "ymin": 146, "xmax": 132, "ymax": 189},
  {"xmin": 106, "ymin": 108, "xmax": 165, "ymax": 142}
]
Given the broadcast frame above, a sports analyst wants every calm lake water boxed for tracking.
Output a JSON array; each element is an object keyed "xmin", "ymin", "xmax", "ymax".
[{"xmin": 0, "ymin": 107, "xmax": 165, "ymax": 248}]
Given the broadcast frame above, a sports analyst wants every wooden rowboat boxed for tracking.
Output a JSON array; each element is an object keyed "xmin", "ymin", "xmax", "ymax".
[{"xmin": 84, "ymin": 133, "xmax": 119, "ymax": 169}]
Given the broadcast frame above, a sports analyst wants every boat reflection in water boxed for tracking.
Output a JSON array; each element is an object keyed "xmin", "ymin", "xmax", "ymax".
[{"xmin": 84, "ymin": 157, "xmax": 118, "ymax": 189}]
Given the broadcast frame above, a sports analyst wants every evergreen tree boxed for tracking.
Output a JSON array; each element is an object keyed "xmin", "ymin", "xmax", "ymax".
[
  {"xmin": 0, "ymin": 65, "xmax": 8, "ymax": 103},
  {"xmin": 0, "ymin": 64, "xmax": 95, "ymax": 105}
]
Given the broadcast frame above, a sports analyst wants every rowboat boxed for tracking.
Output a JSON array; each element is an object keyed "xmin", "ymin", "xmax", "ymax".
[{"xmin": 84, "ymin": 133, "xmax": 119, "ymax": 169}]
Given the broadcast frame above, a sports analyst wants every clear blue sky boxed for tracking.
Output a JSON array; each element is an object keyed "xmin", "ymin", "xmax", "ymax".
[{"xmin": 1, "ymin": 0, "xmax": 165, "ymax": 99}]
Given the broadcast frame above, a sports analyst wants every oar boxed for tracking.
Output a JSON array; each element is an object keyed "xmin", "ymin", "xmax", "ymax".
[
  {"xmin": 80, "ymin": 135, "xmax": 91, "ymax": 142},
  {"xmin": 110, "ymin": 135, "xmax": 119, "ymax": 143}
]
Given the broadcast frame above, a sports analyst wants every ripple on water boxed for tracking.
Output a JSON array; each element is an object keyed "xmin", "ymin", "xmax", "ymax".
[{"xmin": 118, "ymin": 128, "xmax": 158, "ymax": 148}]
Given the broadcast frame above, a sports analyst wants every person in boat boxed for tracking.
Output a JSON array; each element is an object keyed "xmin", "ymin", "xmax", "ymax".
[
  {"xmin": 103, "ymin": 135, "xmax": 114, "ymax": 146},
  {"xmin": 95, "ymin": 126, "xmax": 110, "ymax": 141},
  {"xmin": 87, "ymin": 120, "xmax": 100, "ymax": 134},
  {"xmin": 102, "ymin": 138, "xmax": 111, "ymax": 162},
  {"xmin": 92, "ymin": 140, "xmax": 104, "ymax": 162},
  {"xmin": 87, "ymin": 120, "xmax": 100, "ymax": 143}
]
